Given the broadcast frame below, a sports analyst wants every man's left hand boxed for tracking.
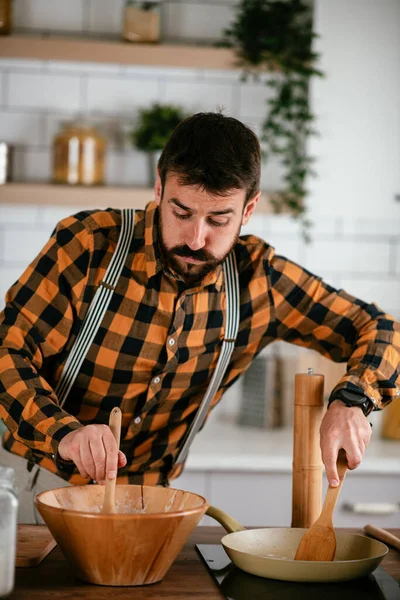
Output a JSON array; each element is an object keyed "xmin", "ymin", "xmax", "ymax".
[{"xmin": 320, "ymin": 400, "xmax": 372, "ymax": 487}]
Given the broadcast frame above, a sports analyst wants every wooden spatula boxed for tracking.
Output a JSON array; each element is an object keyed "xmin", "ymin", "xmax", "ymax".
[
  {"xmin": 101, "ymin": 406, "xmax": 122, "ymax": 514},
  {"xmin": 294, "ymin": 449, "xmax": 348, "ymax": 561}
]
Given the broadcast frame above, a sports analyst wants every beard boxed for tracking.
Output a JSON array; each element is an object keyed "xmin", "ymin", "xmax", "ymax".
[{"xmin": 158, "ymin": 212, "xmax": 241, "ymax": 286}]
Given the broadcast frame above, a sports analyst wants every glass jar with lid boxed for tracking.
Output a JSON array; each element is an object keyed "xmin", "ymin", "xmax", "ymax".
[
  {"xmin": 52, "ymin": 121, "xmax": 106, "ymax": 186},
  {"xmin": 0, "ymin": 466, "xmax": 18, "ymax": 598},
  {"xmin": 122, "ymin": 1, "xmax": 161, "ymax": 44},
  {"xmin": 0, "ymin": 0, "xmax": 13, "ymax": 35}
]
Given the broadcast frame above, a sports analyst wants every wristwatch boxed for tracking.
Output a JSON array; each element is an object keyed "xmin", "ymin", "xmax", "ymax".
[{"xmin": 328, "ymin": 389, "xmax": 375, "ymax": 417}]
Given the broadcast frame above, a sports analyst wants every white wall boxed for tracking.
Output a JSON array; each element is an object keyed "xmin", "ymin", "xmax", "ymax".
[
  {"xmin": 0, "ymin": 0, "xmax": 399, "ymax": 322},
  {"xmin": 309, "ymin": 0, "xmax": 400, "ymax": 219},
  {"xmin": 304, "ymin": 0, "xmax": 400, "ymax": 319}
]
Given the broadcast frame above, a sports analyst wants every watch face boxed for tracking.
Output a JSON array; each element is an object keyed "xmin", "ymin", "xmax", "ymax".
[{"xmin": 340, "ymin": 390, "xmax": 367, "ymax": 404}]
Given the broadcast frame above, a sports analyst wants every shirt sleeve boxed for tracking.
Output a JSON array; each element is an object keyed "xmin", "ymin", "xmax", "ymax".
[
  {"xmin": 267, "ymin": 249, "xmax": 400, "ymax": 409},
  {"xmin": 0, "ymin": 214, "xmax": 94, "ymax": 457}
]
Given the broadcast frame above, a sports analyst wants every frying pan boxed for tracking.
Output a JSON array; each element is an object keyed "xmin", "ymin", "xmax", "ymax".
[{"xmin": 206, "ymin": 506, "xmax": 388, "ymax": 583}]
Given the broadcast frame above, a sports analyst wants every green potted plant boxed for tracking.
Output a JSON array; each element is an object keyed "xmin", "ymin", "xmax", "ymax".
[
  {"xmin": 131, "ymin": 102, "xmax": 187, "ymax": 186},
  {"xmin": 220, "ymin": 0, "xmax": 323, "ymax": 241}
]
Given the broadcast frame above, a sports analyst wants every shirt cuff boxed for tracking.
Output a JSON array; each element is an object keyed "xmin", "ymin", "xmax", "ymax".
[
  {"xmin": 329, "ymin": 379, "xmax": 379, "ymax": 410},
  {"xmin": 49, "ymin": 420, "xmax": 84, "ymax": 465}
]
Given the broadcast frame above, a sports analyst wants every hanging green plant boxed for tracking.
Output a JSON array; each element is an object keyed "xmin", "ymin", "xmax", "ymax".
[{"xmin": 220, "ymin": 0, "xmax": 324, "ymax": 241}]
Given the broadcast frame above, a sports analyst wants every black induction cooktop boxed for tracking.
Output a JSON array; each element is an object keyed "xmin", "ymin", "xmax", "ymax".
[{"xmin": 196, "ymin": 544, "xmax": 400, "ymax": 600}]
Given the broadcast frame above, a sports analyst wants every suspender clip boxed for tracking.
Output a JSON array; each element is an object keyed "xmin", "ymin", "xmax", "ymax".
[
  {"xmin": 99, "ymin": 280, "xmax": 116, "ymax": 291},
  {"xmin": 27, "ymin": 450, "xmax": 38, "ymax": 473}
]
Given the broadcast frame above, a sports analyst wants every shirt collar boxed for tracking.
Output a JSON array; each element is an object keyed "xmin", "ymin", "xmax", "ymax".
[
  {"xmin": 143, "ymin": 201, "xmax": 224, "ymax": 292},
  {"xmin": 144, "ymin": 201, "xmax": 164, "ymax": 278}
]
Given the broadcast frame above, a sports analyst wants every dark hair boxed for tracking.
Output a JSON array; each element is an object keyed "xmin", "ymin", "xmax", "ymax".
[{"xmin": 158, "ymin": 112, "xmax": 261, "ymax": 205}]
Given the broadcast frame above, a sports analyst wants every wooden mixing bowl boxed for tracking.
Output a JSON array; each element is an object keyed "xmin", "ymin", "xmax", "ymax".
[{"xmin": 35, "ymin": 484, "xmax": 208, "ymax": 586}]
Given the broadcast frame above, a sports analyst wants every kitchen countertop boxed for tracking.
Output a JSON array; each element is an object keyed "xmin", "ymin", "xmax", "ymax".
[
  {"xmin": 11, "ymin": 526, "xmax": 400, "ymax": 599},
  {"xmin": 184, "ymin": 417, "xmax": 400, "ymax": 474}
]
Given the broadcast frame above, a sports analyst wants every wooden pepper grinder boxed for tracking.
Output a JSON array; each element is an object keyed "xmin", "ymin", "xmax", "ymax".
[{"xmin": 291, "ymin": 369, "xmax": 325, "ymax": 528}]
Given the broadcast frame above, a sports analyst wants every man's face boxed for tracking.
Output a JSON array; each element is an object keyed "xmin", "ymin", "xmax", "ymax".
[{"xmin": 155, "ymin": 173, "xmax": 259, "ymax": 285}]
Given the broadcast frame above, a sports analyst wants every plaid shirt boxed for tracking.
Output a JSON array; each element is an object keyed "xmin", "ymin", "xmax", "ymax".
[{"xmin": 1, "ymin": 201, "xmax": 399, "ymax": 485}]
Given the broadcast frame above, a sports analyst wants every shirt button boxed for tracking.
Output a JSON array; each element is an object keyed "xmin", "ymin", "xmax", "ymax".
[
  {"xmin": 134, "ymin": 416, "xmax": 141, "ymax": 425},
  {"xmin": 168, "ymin": 338, "xmax": 175, "ymax": 346},
  {"xmin": 153, "ymin": 376, "xmax": 161, "ymax": 384}
]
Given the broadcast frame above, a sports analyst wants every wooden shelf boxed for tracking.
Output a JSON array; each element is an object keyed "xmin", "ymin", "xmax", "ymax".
[
  {"xmin": 0, "ymin": 34, "xmax": 238, "ymax": 70},
  {"xmin": 0, "ymin": 183, "xmax": 279, "ymax": 214},
  {"xmin": 0, "ymin": 182, "xmax": 152, "ymax": 208}
]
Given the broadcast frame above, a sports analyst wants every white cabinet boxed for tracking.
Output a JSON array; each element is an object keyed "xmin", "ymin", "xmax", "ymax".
[
  {"xmin": 327, "ymin": 473, "xmax": 400, "ymax": 529},
  {"xmin": 172, "ymin": 470, "xmax": 208, "ymax": 499},
  {"xmin": 208, "ymin": 471, "xmax": 292, "ymax": 527},
  {"xmin": 175, "ymin": 468, "xmax": 400, "ymax": 528},
  {"xmin": 174, "ymin": 419, "xmax": 400, "ymax": 528},
  {"xmin": 172, "ymin": 470, "xmax": 212, "ymax": 526}
]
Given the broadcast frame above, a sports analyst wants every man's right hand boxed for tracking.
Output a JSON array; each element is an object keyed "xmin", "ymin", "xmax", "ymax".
[{"xmin": 58, "ymin": 425, "xmax": 127, "ymax": 484}]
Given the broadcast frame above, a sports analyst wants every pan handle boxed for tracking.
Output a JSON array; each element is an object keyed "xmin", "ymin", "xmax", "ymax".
[{"xmin": 206, "ymin": 506, "xmax": 247, "ymax": 534}]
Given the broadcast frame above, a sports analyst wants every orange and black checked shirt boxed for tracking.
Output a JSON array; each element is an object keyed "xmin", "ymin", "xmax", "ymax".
[{"xmin": 1, "ymin": 201, "xmax": 399, "ymax": 485}]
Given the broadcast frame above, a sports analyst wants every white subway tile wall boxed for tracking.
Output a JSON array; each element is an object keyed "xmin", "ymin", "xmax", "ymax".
[
  {"xmin": 86, "ymin": 75, "xmax": 161, "ymax": 114},
  {"xmin": 46, "ymin": 60, "xmax": 123, "ymax": 76},
  {"xmin": 0, "ymin": 0, "xmax": 399, "ymax": 325},
  {"xmin": 0, "ymin": 111, "xmax": 44, "ymax": 147},
  {"xmin": 0, "ymin": 71, "xmax": 5, "ymax": 105},
  {"xmin": 106, "ymin": 150, "xmax": 149, "ymax": 187},
  {"xmin": 339, "ymin": 278, "xmax": 400, "ymax": 317},
  {"xmin": 342, "ymin": 218, "xmax": 400, "ymax": 238},
  {"xmin": 2, "ymin": 224, "xmax": 54, "ymax": 264},
  {"xmin": 304, "ymin": 239, "xmax": 390, "ymax": 276},
  {"xmin": 12, "ymin": 148, "xmax": 52, "ymax": 181},
  {"xmin": 7, "ymin": 72, "xmax": 82, "ymax": 111},
  {"xmin": 0, "ymin": 59, "xmax": 46, "ymax": 71},
  {"xmin": 396, "ymin": 243, "xmax": 400, "ymax": 276},
  {"xmin": 87, "ymin": 0, "xmax": 124, "ymax": 35},
  {"xmin": 0, "ymin": 266, "xmax": 30, "ymax": 306},
  {"xmin": 239, "ymin": 81, "xmax": 275, "ymax": 120},
  {"xmin": 0, "ymin": 204, "xmax": 40, "ymax": 224},
  {"xmin": 163, "ymin": 79, "xmax": 237, "ymax": 114},
  {"xmin": 14, "ymin": 0, "xmax": 85, "ymax": 32},
  {"xmin": 163, "ymin": 2, "xmax": 234, "ymax": 41}
]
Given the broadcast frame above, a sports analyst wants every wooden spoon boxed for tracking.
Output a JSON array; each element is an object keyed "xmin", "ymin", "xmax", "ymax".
[
  {"xmin": 294, "ymin": 449, "xmax": 348, "ymax": 561},
  {"xmin": 101, "ymin": 407, "xmax": 122, "ymax": 514}
]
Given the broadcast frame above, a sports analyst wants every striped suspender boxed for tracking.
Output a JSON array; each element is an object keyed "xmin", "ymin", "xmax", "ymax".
[
  {"xmin": 55, "ymin": 209, "xmax": 136, "ymax": 408},
  {"xmin": 174, "ymin": 250, "xmax": 240, "ymax": 465}
]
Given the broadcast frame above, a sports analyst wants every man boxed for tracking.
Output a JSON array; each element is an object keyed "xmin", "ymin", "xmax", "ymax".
[{"xmin": 0, "ymin": 112, "xmax": 399, "ymax": 511}]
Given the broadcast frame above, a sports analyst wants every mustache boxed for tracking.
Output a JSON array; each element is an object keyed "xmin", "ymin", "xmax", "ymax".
[{"xmin": 171, "ymin": 246, "xmax": 216, "ymax": 262}]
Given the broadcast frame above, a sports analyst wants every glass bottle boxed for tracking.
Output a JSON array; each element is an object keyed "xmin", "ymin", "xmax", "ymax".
[
  {"xmin": 0, "ymin": 0, "xmax": 12, "ymax": 35},
  {"xmin": 52, "ymin": 121, "xmax": 106, "ymax": 186},
  {"xmin": 0, "ymin": 142, "xmax": 13, "ymax": 184},
  {"xmin": 0, "ymin": 466, "xmax": 18, "ymax": 598},
  {"xmin": 122, "ymin": 1, "xmax": 161, "ymax": 44}
]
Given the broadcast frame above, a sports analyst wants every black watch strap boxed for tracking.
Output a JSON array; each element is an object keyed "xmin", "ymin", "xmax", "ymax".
[{"xmin": 329, "ymin": 389, "xmax": 375, "ymax": 417}]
